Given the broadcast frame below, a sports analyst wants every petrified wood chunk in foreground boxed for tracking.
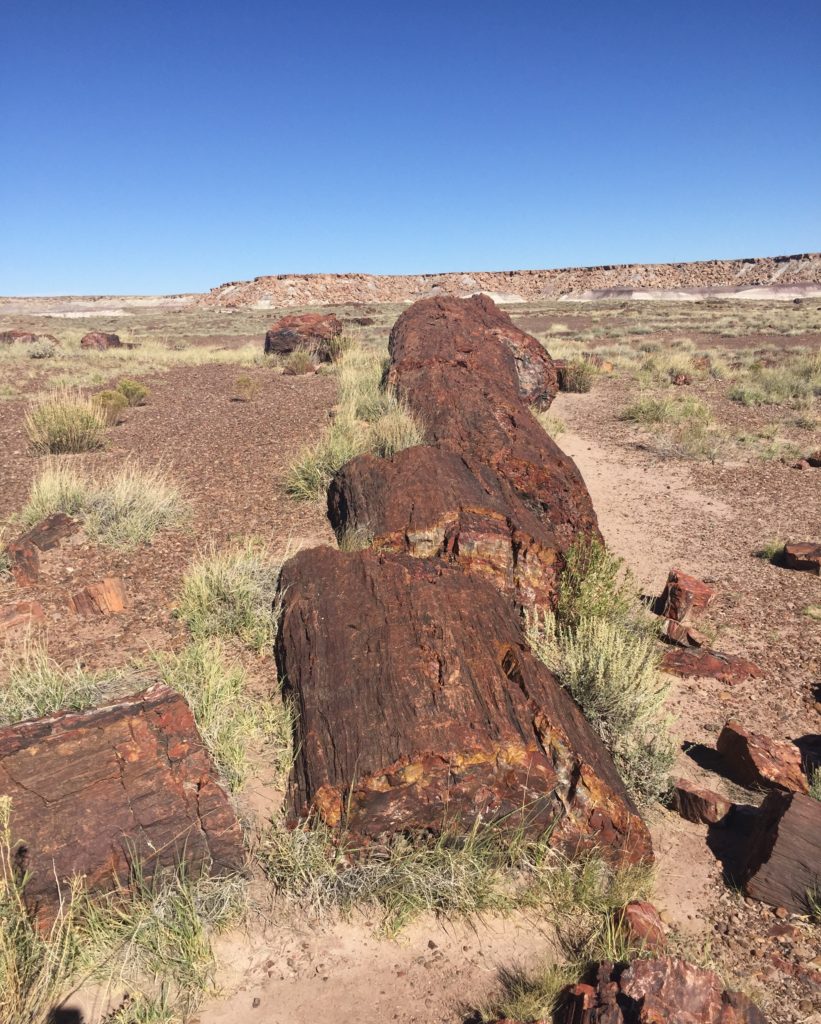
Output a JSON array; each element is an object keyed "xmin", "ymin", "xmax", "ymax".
[
  {"xmin": 328, "ymin": 446, "xmax": 565, "ymax": 608},
  {"xmin": 276, "ymin": 547, "xmax": 652, "ymax": 865},
  {"xmin": 0, "ymin": 684, "xmax": 244, "ymax": 916},
  {"xmin": 743, "ymin": 791, "xmax": 821, "ymax": 913},
  {"xmin": 387, "ymin": 295, "xmax": 599, "ymax": 547}
]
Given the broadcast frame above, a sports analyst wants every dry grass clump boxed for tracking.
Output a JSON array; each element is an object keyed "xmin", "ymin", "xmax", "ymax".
[
  {"xmin": 621, "ymin": 395, "xmax": 724, "ymax": 462},
  {"xmin": 536, "ymin": 410, "xmax": 567, "ymax": 437},
  {"xmin": 21, "ymin": 461, "xmax": 187, "ymax": 548},
  {"xmin": 559, "ymin": 360, "xmax": 596, "ymax": 393},
  {"xmin": 756, "ymin": 538, "xmax": 786, "ymax": 563},
  {"xmin": 262, "ymin": 815, "xmax": 652, "ymax": 936},
  {"xmin": 0, "ymin": 640, "xmax": 106, "ymax": 726},
  {"xmin": 94, "ymin": 388, "xmax": 129, "ymax": 424},
  {"xmin": 729, "ymin": 351, "xmax": 821, "ymax": 409},
  {"xmin": 283, "ymin": 348, "xmax": 317, "ymax": 375},
  {"xmin": 25, "ymin": 388, "xmax": 108, "ymax": 454},
  {"xmin": 177, "ymin": 540, "xmax": 288, "ymax": 654},
  {"xmin": 116, "ymin": 378, "xmax": 150, "ymax": 406},
  {"xmin": 620, "ymin": 394, "xmax": 711, "ymax": 426},
  {"xmin": 527, "ymin": 536, "xmax": 673, "ymax": 804},
  {"xmin": 287, "ymin": 343, "xmax": 423, "ymax": 500}
]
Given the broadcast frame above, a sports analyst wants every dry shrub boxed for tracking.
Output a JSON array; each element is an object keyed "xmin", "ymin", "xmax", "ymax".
[{"xmin": 25, "ymin": 388, "xmax": 107, "ymax": 454}]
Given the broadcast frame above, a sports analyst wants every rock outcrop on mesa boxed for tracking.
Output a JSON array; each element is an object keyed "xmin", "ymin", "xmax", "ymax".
[
  {"xmin": 0, "ymin": 685, "xmax": 244, "ymax": 919},
  {"xmin": 276, "ymin": 546, "xmax": 652, "ymax": 863}
]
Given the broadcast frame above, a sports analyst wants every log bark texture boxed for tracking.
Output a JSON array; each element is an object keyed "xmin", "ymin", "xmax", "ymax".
[
  {"xmin": 276, "ymin": 546, "xmax": 652, "ymax": 865},
  {"xmin": 0, "ymin": 684, "xmax": 244, "ymax": 917},
  {"xmin": 743, "ymin": 791, "xmax": 821, "ymax": 913}
]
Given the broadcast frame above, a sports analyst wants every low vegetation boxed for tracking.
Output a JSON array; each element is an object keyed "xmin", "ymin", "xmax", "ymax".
[
  {"xmin": 262, "ymin": 815, "xmax": 652, "ymax": 936},
  {"xmin": 756, "ymin": 538, "xmax": 785, "ymax": 563},
  {"xmin": 527, "ymin": 536, "xmax": 674, "ymax": 804},
  {"xmin": 155, "ymin": 639, "xmax": 292, "ymax": 792},
  {"xmin": 0, "ymin": 641, "xmax": 107, "ymax": 726},
  {"xmin": 116, "ymin": 377, "xmax": 150, "ymax": 406},
  {"xmin": 536, "ymin": 410, "xmax": 566, "ymax": 437},
  {"xmin": 287, "ymin": 343, "xmax": 423, "ymax": 500},
  {"xmin": 177, "ymin": 540, "xmax": 288, "ymax": 654},
  {"xmin": 21, "ymin": 461, "xmax": 187, "ymax": 547},
  {"xmin": 620, "ymin": 394, "xmax": 711, "ymax": 426},
  {"xmin": 728, "ymin": 351, "xmax": 821, "ymax": 409},
  {"xmin": 559, "ymin": 360, "xmax": 596, "ymax": 393},
  {"xmin": 94, "ymin": 388, "xmax": 129, "ymax": 424},
  {"xmin": 808, "ymin": 767, "xmax": 821, "ymax": 802},
  {"xmin": 25, "ymin": 388, "xmax": 108, "ymax": 454}
]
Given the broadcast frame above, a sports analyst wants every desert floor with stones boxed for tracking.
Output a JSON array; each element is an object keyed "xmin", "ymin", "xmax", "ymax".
[{"xmin": 0, "ymin": 291, "xmax": 818, "ymax": 1024}]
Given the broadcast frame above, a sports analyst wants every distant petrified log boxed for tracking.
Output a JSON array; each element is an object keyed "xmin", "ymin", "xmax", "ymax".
[
  {"xmin": 80, "ymin": 331, "xmax": 121, "ymax": 350},
  {"xmin": 0, "ymin": 685, "xmax": 244, "ymax": 918},
  {"xmin": 743, "ymin": 791, "xmax": 821, "ymax": 913},
  {"xmin": 276, "ymin": 546, "xmax": 652, "ymax": 865},
  {"xmin": 264, "ymin": 312, "xmax": 342, "ymax": 360},
  {"xmin": 781, "ymin": 541, "xmax": 821, "ymax": 575},
  {"xmin": 387, "ymin": 295, "xmax": 599, "ymax": 550},
  {"xmin": 0, "ymin": 330, "xmax": 60, "ymax": 346},
  {"xmin": 717, "ymin": 720, "xmax": 808, "ymax": 794},
  {"xmin": 328, "ymin": 446, "xmax": 564, "ymax": 608},
  {"xmin": 560, "ymin": 958, "xmax": 766, "ymax": 1024}
]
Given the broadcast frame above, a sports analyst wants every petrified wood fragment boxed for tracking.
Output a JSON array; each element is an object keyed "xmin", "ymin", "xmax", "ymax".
[
  {"xmin": 276, "ymin": 547, "xmax": 652, "ymax": 865},
  {"xmin": 661, "ymin": 647, "xmax": 761, "ymax": 684},
  {"xmin": 264, "ymin": 312, "xmax": 342, "ymax": 360},
  {"xmin": 328, "ymin": 446, "xmax": 564, "ymax": 608},
  {"xmin": 743, "ymin": 791, "xmax": 821, "ymax": 913},
  {"xmin": 654, "ymin": 568, "xmax": 715, "ymax": 624},
  {"xmin": 670, "ymin": 779, "xmax": 732, "ymax": 825},
  {"xmin": 717, "ymin": 720, "xmax": 808, "ymax": 794},
  {"xmin": 4, "ymin": 513, "xmax": 81, "ymax": 586},
  {"xmin": 0, "ymin": 684, "xmax": 244, "ymax": 917},
  {"xmin": 782, "ymin": 541, "xmax": 821, "ymax": 575},
  {"xmin": 387, "ymin": 295, "xmax": 599, "ymax": 548},
  {"xmin": 68, "ymin": 576, "xmax": 127, "ymax": 616}
]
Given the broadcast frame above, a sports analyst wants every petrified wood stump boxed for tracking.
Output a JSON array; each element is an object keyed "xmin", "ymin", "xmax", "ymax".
[
  {"xmin": 387, "ymin": 295, "xmax": 599, "ymax": 548},
  {"xmin": 743, "ymin": 791, "xmax": 821, "ymax": 913},
  {"xmin": 276, "ymin": 547, "xmax": 652, "ymax": 865},
  {"xmin": 0, "ymin": 684, "xmax": 244, "ymax": 917},
  {"xmin": 328, "ymin": 446, "xmax": 564, "ymax": 608}
]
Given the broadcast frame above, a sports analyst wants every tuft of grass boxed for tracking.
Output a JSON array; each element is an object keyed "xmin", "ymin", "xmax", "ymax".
[
  {"xmin": 804, "ymin": 605, "xmax": 821, "ymax": 621},
  {"xmin": 28, "ymin": 339, "xmax": 58, "ymax": 360},
  {"xmin": 261, "ymin": 816, "xmax": 653, "ymax": 936},
  {"xmin": 326, "ymin": 333, "xmax": 356, "ymax": 362},
  {"xmin": 620, "ymin": 395, "xmax": 711, "ymax": 426},
  {"xmin": 536, "ymin": 410, "xmax": 566, "ymax": 437},
  {"xmin": 155, "ymin": 639, "xmax": 292, "ymax": 791},
  {"xmin": 287, "ymin": 343, "xmax": 423, "ymax": 500},
  {"xmin": 560, "ymin": 360, "xmax": 596, "ymax": 393},
  {"xmin": 21, "ymin": 462, "xmax": 187, "ymax": 548},
  {"xmin": 176, "ymin": 540, "xmax": 287, "ymax": 654},
  {"xmin": 232, "ymin": 374, "xmax": 259, "ymax": 402},
  {"xmin": 336, "ymin": 525, "xmax": 373, "ymax": 552},
  {"xmin": 25, "ymin": 387, "xmax": 108, "ymax": 454},
  {"xmin": 527, "ymin": 610, "xmax": 674, "ymax": 804},
  {"xmin": 94, "ymin": 388, "xmax": 129, "ymax": 425},
  {"xmin": 756, "ymin": 538, "xmax": 785, "ymax": 563},
  {"xmin": 283, "ymin": 349, "xmax": 316, "ymax": 374},
  {"xmin": 729, "ymin": 352, "xmax": 820, "ymax": 409},
  {"xmin": 808, "ymin": 766, "xmax": 821, "ymax": 801},
  {"xmin": 116, "ymin": 378, "xmax": 150, "ymax": 406},
  {"xmin": 0, "ymin": 640, "xmax": 105, "ymax": 725}
]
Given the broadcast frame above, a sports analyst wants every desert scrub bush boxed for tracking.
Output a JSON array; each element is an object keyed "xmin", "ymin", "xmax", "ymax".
[
  {"xmin": 21, "ymin": 462, "xmax": 187, "ymax": 547},
  {"xmin": 554, "ymin": 535, "xmax": 643, "ymax": 631},
  {"xmin": 326, "ymin": 332, "xmax": 356, "ymax": 362},
  {"xmin": 25, "ymin": 387, "xmax": 108, "ymax": 454},
  {"xmin": 620, "ymin": 394, "xmax": 711, "ymax": 426},
  {"xmin": 283, "ymin": 348, "xmax": 316, "ymax": 374},
  {"xmin": 28, "ymin": 338, "xmax": 58, "ymax": 359},
  {"xmin": 559, "ymin": 360, "xmax": 596, "ymax": 393},
  {"xmin": 0, "ymin": 640, "xmax": 106, "ymax": 725},
  {"xmin": 657, "ymin": 419, "xmax": 727, "ymax": 462},
  {"xmin": 809, "ymin": 766, "xmax": 821, "ymax": 801},
  {"xmin": 287, "ymin": 343, "xmax": 422, "ymax": 500},
  {"xmin": 156, "ymin": 639, "xmax": 292, "ymax": 791},
  {"xmin": 93, "ymin": 388, "xmax": 129, "ymax": 424},
  {"xmin": 232, "ymin": 373, "xmax": 259, "ymax": 401},
  {"xmin": 116, "ymin": 377, "xmax": 150, "ymax": 406},
  {"xmin": 527, "ymin": 610, "xmax": 673, "ymax": 804},
  {"xmin": 261, "ymin": 816, "xmax": 652, "ymax": 935},
  {"xmin": 536, "ymin": 410, "xmax": 566, "ymax": 437},
  {"xmin": 177, "ymin": 539, "xmax": 287, "ymax": 654}
]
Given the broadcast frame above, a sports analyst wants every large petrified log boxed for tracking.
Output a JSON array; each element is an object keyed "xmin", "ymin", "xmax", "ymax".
[
  {"xmin": 560, "ymin": 958, "xmax": 766, "ymax": 1024},
  {"xmin": 0, "ymin": 684, "xmax": 244, "ymax": 917},
  {"xmin": 276, "ymin": 546, "xmax": 652, "ymax": 865},
  {"xmin": 742, "ymin": 791, "xmax": 821, "ymax": 913},
  {"xmin": 387, "ymin": 295, "xmax": 599, "ymax": 548},
  {"xmin": 328, "ymin": 446, "xmax": 564, "ymax": 608}
]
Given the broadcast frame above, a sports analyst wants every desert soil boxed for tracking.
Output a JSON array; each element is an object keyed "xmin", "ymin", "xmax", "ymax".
[{"xmin": 0, "ymin": 300, "xmax": 818, "ymax": 1023}]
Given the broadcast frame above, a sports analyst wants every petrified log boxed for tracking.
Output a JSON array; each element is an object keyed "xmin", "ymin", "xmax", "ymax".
[
  {"xmin": 0, "ymin": 684, "xmax": 244, "ymax": 917},
  {"xmin": 743, "ymin": 791, "xmax": 821, "ymax": 913},
  {"xmin": 661, "ymin": 647, "xmax": 761, "ymax": 684},
  {"xmin": 615, "ymin": 901, "xmax": 666, "ymax": 952},
  {"xmin": 782, "ymin": 541, "xmax": 821, "ymax": 575},
  {"xmin": 264, "ymin": 312, "xmax": 342, "ymax": 359},
  {"xmin": 5, "ymin": 537, "xmax": 40, "ymax": 586},
  {"xmin": 0, "ymin": 600, "xmax": 45, "ymax": 633},
  {"xmin": 328, "ymin": 446, "xmax": 564, "ymax": 608},
  {"xmin": 717, "ymin": 720, "xmax": 808, "ymax": 794},
  {"xmin": 68, "ymin": 576, "xmax": 127, "ymax": 616},
  {"xmin": 669, "ymin": 779, "xmax": 732, "ymax": 825},
  {"xmin": 276, "ymin": 546, "xmax": 652, "ymax": 865},
  {"xmin": 0, "ymin": 330, "xmax": 60, "ymax": 346},
  {"xmin": 561, "ymin": 958, "xmax": 766, "ymax": 1024},
  {"xmin": 387, "ymin": 295, "xmax": 599, "ymax": 549},
  {"xmin": 80, "ymin": 331, "xmax": 121, "ymax": 350},
  {"xmin": 4, "ymin": 513, "xmax": 81, "ymax": 586},
  {"xmin": 654, "ymin": 568, "xmax": 715, "ymax": 624}
]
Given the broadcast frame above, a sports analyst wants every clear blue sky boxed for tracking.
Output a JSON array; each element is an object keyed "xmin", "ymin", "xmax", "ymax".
[{"xmin": 2, "ymin": 0, "xmax": 820, "ymax": 295}]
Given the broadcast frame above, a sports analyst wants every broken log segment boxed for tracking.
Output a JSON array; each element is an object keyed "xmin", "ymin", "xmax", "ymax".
[
  {"xmin": 328, "ymin": 445, "xmax": 563, "ymax": 608},
  {"xmin": 276, "ymin": 546, "xmax": 652, "ymax": 865},
  {"xmin": 742, "ymin": 791, "xmax": 821, "ymax": 914},
  {"xmin": 387, "ymin": 295, "xmax": 600, "ymax": 549},
  {"xmin": 0, "ymin": 684, "xmax": 244, "ymax": 918}
]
